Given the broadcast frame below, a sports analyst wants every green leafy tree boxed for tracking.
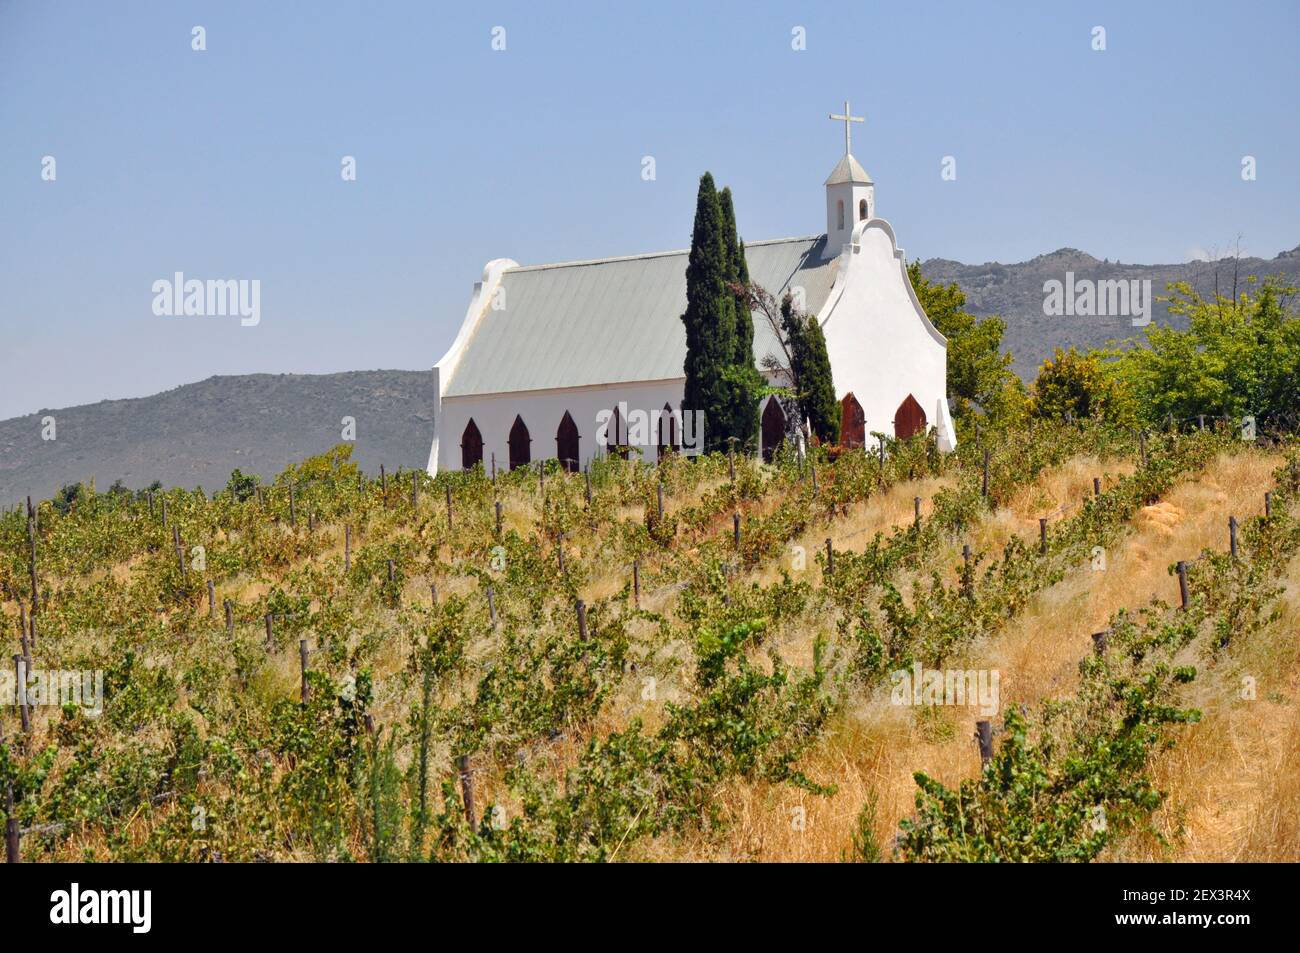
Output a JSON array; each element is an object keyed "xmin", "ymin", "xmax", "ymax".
[
  {"xmin": 226, "ymin": 468, "xmax": 260, "ymax": 502},
  {"xmin": 53, "ymin": 482, "xmax": 85, "ymax": 516},
  {"xmin": 285, "ymin": 443, "xmax": 362, "ymax": 484},
  {"xmin": 718, "ymin": 185, "xmax": 762, "ymax": 452},
  {"xmin": 907, "ymin": 261, "xmax": 1024, "ymax": 429},
  {"xmin": 782, "ymin": 293, "xmax": 839, "ymax": 443},
  {"xmin": 682, "ymin": 173, "xmax": 756, "ymax": 454},
  {"xmin": 1031, "ymin": 347, "xmax": 1127, "ymax": 422},
  {"xmin": 1105, "ymin": 278, "xmax": 1300, "ymax": 426}
]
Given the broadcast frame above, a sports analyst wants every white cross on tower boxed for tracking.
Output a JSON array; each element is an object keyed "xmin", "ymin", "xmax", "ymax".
[{"xmin": 829, "ymin": 100, "xmax": 864, "ymax": 156}]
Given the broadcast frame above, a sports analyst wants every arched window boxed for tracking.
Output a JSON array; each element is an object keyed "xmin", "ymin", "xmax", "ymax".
[
  {"xmin": 556, "ymin": 411, "xmax": 580, "ymax": 472},
  {"xmin": 460, "ymin": 419, "xmax": 483, "ymax": 471},
  {"xmin": 606, "ymin": 405, "xmax": 627, "ymax": 460},
  {"xmin": 894, "ymin": 394, "xmax": 928, "ymax": 441},
  {"xmin": 840, "ymin": 392, "xmax": 866, "ymax": 449},
  {"xmin": 508, "ymin": 415, "xmax": 531, "ymax": 470},
  {"xmin": 657, "ymin": 403, "xmax": 677, "ymax": 459},
  {"xmin": 761, "ymin": 397, "xmax": 786, "ymax": 463},
  {"xmin": 859, "ymin": 198, "xmax": 868, "ymax": 221},
  {"xmin": 836, "ymin": 199, "xmax": 845, "ymax": 230}
]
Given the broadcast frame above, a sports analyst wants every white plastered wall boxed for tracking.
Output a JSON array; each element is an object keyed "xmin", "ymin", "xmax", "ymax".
[{"xmin": 438, "ymin": 379, "xmax": 687, "ymax": 473}]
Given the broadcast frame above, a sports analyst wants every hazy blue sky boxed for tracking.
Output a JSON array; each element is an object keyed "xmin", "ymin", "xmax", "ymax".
[{"xmin": 2, "ymin": 0, "xmax": 1297, "ymax": 419}]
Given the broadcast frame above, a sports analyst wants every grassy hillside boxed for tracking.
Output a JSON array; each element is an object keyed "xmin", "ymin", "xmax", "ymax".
[{"xmin": 2, "ymin": 423, "xmax": 1297, "ymax": 862}]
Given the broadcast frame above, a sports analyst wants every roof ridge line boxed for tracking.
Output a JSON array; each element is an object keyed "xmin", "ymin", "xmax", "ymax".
[{"xmin": 508, "ymin": 235, "xmax": 825, "ymax": 273}]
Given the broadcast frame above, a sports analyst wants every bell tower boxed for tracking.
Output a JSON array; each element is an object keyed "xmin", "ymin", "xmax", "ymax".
[{"xmin": 825, "ymin": 100, "xmax": 874, "ymax": 252}]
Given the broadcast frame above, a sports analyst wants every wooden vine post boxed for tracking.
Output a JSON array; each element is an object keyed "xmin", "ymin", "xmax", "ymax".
[
  {"xmin": 458, "ymin": 755, "xmax": 476, "ymax": 829},
  {"xmin": 172, "ymin": 525, "xmax": 182, "ymax": 572},
  {"xmin": 15, "ymin": 655, "xmax": 30, "ymax": 733},
  {"xmin": 27, "ymin": 499, "xmax": 39, "ymax": 615},
  {"xmin": 5, "ymin": 785, "xmax": 18, "ymax": 864},
  {"xmin": 299, "ymin": 640, "xmax": 310, "ymax": 704},
  {"xmin": 18, "ymin": 617, "xmax": 31, "ymax": 671},
  {"xmin": 575, "ymin": 599, "xmax": 588, "ymax": 642},
  {"xmin": 976, "ymin": 721, "xmax": 993, "ymax": 766}
]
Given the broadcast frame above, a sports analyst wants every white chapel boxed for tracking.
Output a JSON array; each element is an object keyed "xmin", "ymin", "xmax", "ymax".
[{"xmin": 426, "ymin": 103, "xmax": 956, "ymax": 475}]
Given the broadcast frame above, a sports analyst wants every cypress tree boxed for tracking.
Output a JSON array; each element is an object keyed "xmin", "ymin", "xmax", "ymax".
[
  {"xmin": 782, "ymin": 293, "xmax": 839, "ymax": 444},
  {"xmin": 718, "ymin": 186, "xmax": 761, "ymax": 452},
  {"xmin": 719, "ymin": 188, "xmax": 752, "ymax": 366},
  {"xmin": 681, "ymin": 173, "xmax": 737, "ymax": 454}
]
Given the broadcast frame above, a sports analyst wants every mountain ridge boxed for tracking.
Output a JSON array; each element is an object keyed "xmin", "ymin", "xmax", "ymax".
[
  {"xmin": 917, "ymin": 243, "xmax": 1300, "ymax": 380},
  {"xmin": 0, "ymin": 370, "xmax": 439, "ymax": 504}
]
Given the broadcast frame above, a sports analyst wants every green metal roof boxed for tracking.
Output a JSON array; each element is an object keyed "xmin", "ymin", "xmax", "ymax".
[{"xmin": 444, "ymin": 235, "xmax": 839, "ymax": 398}]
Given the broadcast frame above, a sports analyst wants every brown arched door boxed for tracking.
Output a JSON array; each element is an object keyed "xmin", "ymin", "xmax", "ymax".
[
  {"xmin": 657, "ymin": 404, "xmax": 677, "ymax": 459},
  {"xmin": 761, "ymin": 398, "xmax": 786, "ymax": 463},
  {"xmin": 460, "ymin": 419, "xmax": 483, "ymax": 471},
  {"xmin": 894, "ymin": 394, "xmax": 927, "ymax": 441},
  {"xmin": 840, "ymin": 392, "xmax": 866, "ymax": 448},
  {"xmin": 556, "ymin": 411, "xmax": 580, "ymax": 472},
  {"xmin": 607, "ymin": 405, "xmax": 627, "ymax": 460},
  {"xmin": 508, "ymin": 415, "xmax": 531, "ymax": 470}
]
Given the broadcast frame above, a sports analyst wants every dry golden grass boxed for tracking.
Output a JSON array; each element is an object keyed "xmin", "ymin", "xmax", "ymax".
[
  {"xmin": 652, "ymin": 448, "xmax": 1290, "ymax": 862},
  {"xmin": 1108, "ymin": 548, "xmax": 1300, "ymax": 862},
  {"xmin": 990, "ymin": 453, "xmax": 1137, "ymax": 550}
]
